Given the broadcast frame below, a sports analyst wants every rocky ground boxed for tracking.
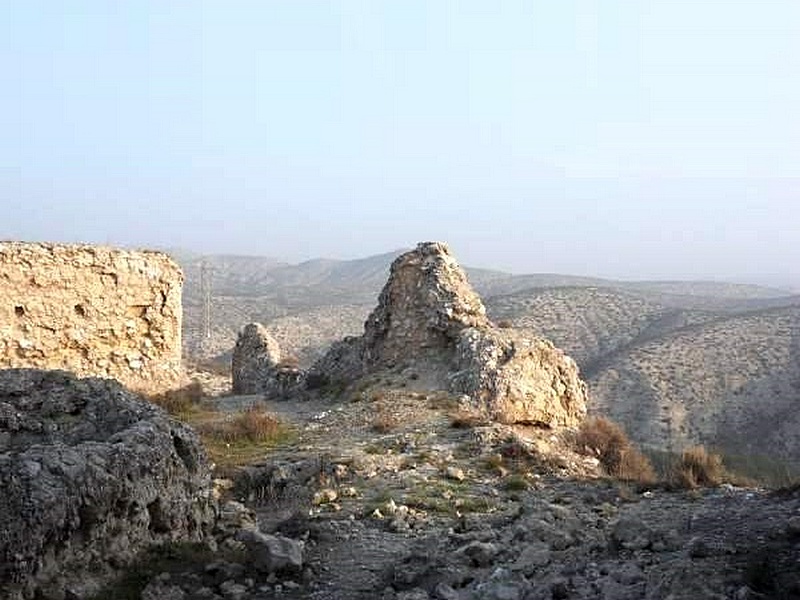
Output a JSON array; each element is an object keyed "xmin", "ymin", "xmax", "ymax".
[
  {"xmin": 0, "ymin": 369, "xmax": 217, "ymax": 600},
  {"xmin": 124, "ymin": 368, "xmax": 800, "ymax": 600}
]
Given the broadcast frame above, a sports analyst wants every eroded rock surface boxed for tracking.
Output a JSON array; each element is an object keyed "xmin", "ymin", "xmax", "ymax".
[
  {"xmin": 0, "ymin": 369, "xmax": 217, "ymax": 600},
  {"xmin": 310, "ymin": 242, "xmax": 587, "ymax": 426},
  {"xmin": 362, "ymin": 241, "xmax": 489, "ymax": 366},
  {"xmin": 451, "ymin": 327, "xmax": 587, "ymax": 426},
  {"xmin": 384, "ymin": 484, "xmax": 800, "ymax": 600},
  {"xmin": 0, "ymin": 242, "xmax": 183, "ymax": 394}
]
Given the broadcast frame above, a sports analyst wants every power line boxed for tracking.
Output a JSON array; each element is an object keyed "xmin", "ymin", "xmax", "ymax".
[{"xmin": 200, "ymin": 260, "xmax": 212, "ymax": 339}]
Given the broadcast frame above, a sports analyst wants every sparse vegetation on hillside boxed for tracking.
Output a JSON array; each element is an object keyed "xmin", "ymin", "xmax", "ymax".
[
  {"xmin": 485, "ymin": 287, "xmax": 681, "ymax": 367},
  {"xmin": 589, "ymin": 305, "xmax": 800, "ymax": 465}
]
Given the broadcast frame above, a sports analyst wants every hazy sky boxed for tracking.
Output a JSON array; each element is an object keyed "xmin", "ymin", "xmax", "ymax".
[{"xmin": 2, "ymin": 1, "xmax": 798, "ymax": 280}]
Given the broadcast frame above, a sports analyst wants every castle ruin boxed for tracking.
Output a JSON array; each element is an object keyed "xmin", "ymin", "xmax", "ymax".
[{"xmin": 0, "ymin": 242, "xmax": 183, "ymax": 393}]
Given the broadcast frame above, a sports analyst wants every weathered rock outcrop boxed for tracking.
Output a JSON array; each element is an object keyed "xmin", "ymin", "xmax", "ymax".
[
  {"xmin": 0, "ymin": 242, "xmax": 183, "ymax": 394},
  {"xmin": 231, "ymin": 323, "xmax": 302, "ymax": 397},
  {"xmin": 362, "ymin": 242, "xmax": 489, "ymax": 365},
  {"xmin": 310, "ymin": 242, "xmax": 587, "ymax": 426},
  {"xmin": 451, "ymin": 327, "xmax": 587, "ymax": 426},
  {"xmin": 0, "ymin": 369, "xmax": 217, "ymax": 600}
]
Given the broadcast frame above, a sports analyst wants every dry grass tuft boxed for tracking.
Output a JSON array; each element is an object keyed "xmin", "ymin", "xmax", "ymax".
[
  {"xmin": 617, "ymin": 448, "xmax": 657, "ymax": 484},
  {"xmin": 198, "ymin": 403, "xmax": 284, "ymax": 444},
  {"xmin": 149, "ymin": 380, "xmax": 204, "ymax": 416},
  {"xmin": 193, "ymin": 403, "xmax": 292, "ymax": 467},
  {"xmin": 670, "ymin": 445, "xmax": 725, "ymax": 489},
  {"xmin": 575, "ymin": 417, "xmax": 655, "ymax": 484}
]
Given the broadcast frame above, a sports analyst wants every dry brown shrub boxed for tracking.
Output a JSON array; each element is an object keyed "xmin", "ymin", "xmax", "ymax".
[
  {"xmin": 617, "ymin": 448, "xmax": 657, "ymax": 484},
  {"xmin": 575, "ymin": 417, "xmax": 628, "ymax": 471},
  {"xmin": 371, "ymin": 408, "xmax": 398, "ymax": 433},
  {"xmin": 149, "ymin": 380, "xmax": 204, "ymax": 415},
  {"xmin": 576, "ymin": 417, "xmax": 655, "ymax": 484},
  {"xmin": 671, "ymin": 445, "xmax": 725, "ymax": 489},
  {"xmin": 200, "ymin": 403, "xmax": 284, "ymax": 444}
]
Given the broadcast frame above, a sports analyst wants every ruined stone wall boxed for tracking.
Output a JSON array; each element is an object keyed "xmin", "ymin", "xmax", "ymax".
[{"xmin": 0, "ymin": 242, "xmax": 183, "ymax": 393}]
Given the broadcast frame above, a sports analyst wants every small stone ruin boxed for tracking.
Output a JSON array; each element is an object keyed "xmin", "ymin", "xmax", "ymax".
[
  {"xmin": 308, "ymin": 242, "xmax": 588, "ymax": 427},
  {"xmin": 231, "ymin": 323, "xmax": 303, "ymax": 397}
]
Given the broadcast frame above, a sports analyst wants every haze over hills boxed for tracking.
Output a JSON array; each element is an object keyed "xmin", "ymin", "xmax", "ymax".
[
  {"xmin": 177, "ymin": 249, "xmax": 796, "ymax": 356},
  {"xmin": 177, "ymin": 249, "xmax": 792, "ymax": 314}
]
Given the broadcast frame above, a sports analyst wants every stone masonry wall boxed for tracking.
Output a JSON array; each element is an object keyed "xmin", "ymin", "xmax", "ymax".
[{"xmin": 0, "ymin": 242, "xmax": 183, "ymax": 393}]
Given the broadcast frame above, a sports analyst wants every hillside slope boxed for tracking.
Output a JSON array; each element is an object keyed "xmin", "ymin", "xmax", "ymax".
[
  {"xmin": 587, "ymin": 305, "xmax": 800, "ymax": 462},
  {"xmin": 484, "ymin": 286, "xmax": 718, "ymax": 369}
]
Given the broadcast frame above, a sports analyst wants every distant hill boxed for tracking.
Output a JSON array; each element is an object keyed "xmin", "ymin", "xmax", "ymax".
[
  {"xmin": 484, "ymin": 286, "xmax": 715, "ymax": 369},
  {"xmin": 620, "ymin": 280, "xmax": 791, "ymax": 300},
  {"xmin": 178, "ymin": 250, "xmax": 403, "ymax": 301},
  {"xmin": 484, "ymin": 283, "xmax": 800, "ymax": 461},
  {"xmin": 176, "ymin": 249, "xmax": 795, "ymax": 359}
]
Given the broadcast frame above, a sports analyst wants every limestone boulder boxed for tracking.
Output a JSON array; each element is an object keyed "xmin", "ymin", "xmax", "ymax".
[
  {"xmin": 235, "ymin": 529, "xmax": 304, "ymax": 574},
  {"xmin": 0, "ymin": 369, "xmax": 217, "ymax": 600},
  {"xmin": 306, "ymin": 336, "xmax": 366, "ymax": 390},
  {"xmin": 450, "ymin": 328, "xmax": 587, "ymax": 427}
]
